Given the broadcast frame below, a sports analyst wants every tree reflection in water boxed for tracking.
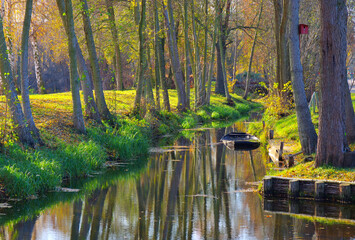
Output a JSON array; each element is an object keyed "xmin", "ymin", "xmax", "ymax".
[{"xmin": 1, "ymin": 125, "xmax": 355, "ymax": 239}]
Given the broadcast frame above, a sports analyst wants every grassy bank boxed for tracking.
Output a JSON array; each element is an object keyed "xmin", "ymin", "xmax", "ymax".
[
  {"xmin": 0, "ymin": 90, "xmax": 259, "ymax": 199},
  {"xmin": 249, "ymin": 93, "xmax": 355, "ymax": 182}
]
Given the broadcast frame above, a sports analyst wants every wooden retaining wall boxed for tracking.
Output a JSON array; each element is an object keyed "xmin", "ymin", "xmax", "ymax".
[
  {"xmin": 263, "ymin": 176, "xmax": 355, "ymax": 203},
  {"xmin": 264, "ymin": 198, "xmax": 355, "ymax": 223}
]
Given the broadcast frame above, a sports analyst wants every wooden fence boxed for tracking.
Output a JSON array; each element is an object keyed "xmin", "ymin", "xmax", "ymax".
[{"xmin": 263, "ymin": 176, "xmax": 355, "ymax": 203}]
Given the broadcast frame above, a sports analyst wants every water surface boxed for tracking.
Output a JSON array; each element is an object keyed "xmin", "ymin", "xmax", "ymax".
[{"xmin": 1, "ymin": 125, "xmax": 355, "ymax": 239}]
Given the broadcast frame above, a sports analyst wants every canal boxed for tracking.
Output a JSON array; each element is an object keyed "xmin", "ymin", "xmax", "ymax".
[{"xmin": 0, "ymin": 123, "xmax": 354, "ymax": 239}]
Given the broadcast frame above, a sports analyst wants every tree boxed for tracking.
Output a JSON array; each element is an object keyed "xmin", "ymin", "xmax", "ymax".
[
  {"xmin": 243, "ymin": 0, "xmax": 263, "ymax": 100},
  {"xmin": 133, "ymin": 0, "xmax": 155, "ymax": 115},
  {"xmin": 215, "ymin": 0, "xmax": 231, "ymax": 103},
  {"xmin": 315, "ymin": 0, "xmax": 348, "ymax": 167},
  {"xmin": 288, "ymin": 0, "xmax": 317, "ymax": 155},
  {"xmin": 80, "ymin": 0, "xmax": 112, "ymax": 121},
  {"xmin": 273, "ymin": 0, "xmax": 290, "ymax": 92},
  {"xmin": 163, "ymin": 0, "xmax": 187, "ymax": 112},
  {"xmin": 57, "ymin": 0, "xmax": 101, "ymax": 123},
  {"xmin": 105, "ymin": 0, "xmax": 124, "ymax": 90},
  {"xmin": 59, "ymin": 0, "xmax": 86, "ymax": 133},
  {"xmin": 154, "ymin": 0, "xmax": 170, "ymax": 111},
  {"xmin": 0, "ymin": 13, "xmax": 36, "ymax": 146},
  {"xmin": 20, "ymin": 0, "xmax": 42, "ymax": 143}
]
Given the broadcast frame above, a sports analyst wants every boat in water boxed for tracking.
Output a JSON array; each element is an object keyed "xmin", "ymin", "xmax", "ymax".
[{"xmin": 221, "ymin": 132, "xmax": 261, "ymax": 151}]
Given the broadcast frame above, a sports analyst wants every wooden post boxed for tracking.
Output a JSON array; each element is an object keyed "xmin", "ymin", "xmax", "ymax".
[
  {"xmin": 289, "ymin": 201, "xmax": 299, "ymax": 214},
  {"xmin": 264, "ymin": 177, "xmax": 273, "ymax": 196},
  {"xmin": 339, "ymin": 184, "xmax": 351, "ymax": 203},
  {"xmin": 289, "ymin": 180, "xmax": 299, "ymax": 198},
  {"xmin": 314, "ymin": 181, "xmax": 325, "ymax": 201},
  {"xmin": 288, "ymin": 155, "xmax": 294, "ymax": 167},
  {"xmin": 269, "ymin": 130, "xmax": 274, "ymax": 140},
  {"xmin": 278, "ymin": 142, "xmax": 284, "ymax": 160}
]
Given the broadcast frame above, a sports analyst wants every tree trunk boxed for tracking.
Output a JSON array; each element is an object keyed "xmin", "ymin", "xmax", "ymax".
[
  {"xmin": 31, "ymin": 34, "xmax": 45, "ymax": 94},
  {"xmin": 337, "ymin": 1, "xmax": 355, "ymax": 143},
  {"xmin": 216, "ymin": 0, "xmax": 231, "ymax": 102},
  {"xmin": 57, "ymin": 0, "xmax": 101, "ymax": 123},
  {"xmin": 206, "ymin": 12, "xmax": 218, "ymax": 105},
  {"xmin": 80, "ymin": 0, "xmax": 112, "ymax": 121},
  {"xmin": 316, "ymin": 0, "xmax": 347, "ymax": 167},
  {"xmin": 273, "ymin": 0, "xmax": 290, "ymax": 92},
  {"xmin": 154, "ymin": 0, "xmax": 170, "ymax": 111},
  {"xmin": 20, "ymin": 0, "xmax": 42, "ymax": 143},
  {"xmin": 215, "ymin": 43, "xmax": 225, "ymax": 95},
  {"xmin": 243, "ymin": 0, "xmax": 263, "ymax": 100},
  {"xmin": 163, "ymin": 0, "xmax": 187, "ymax": 112},
  {"xmin": 289, "ymin": 0, "xmax": 317, "ymax": 155},
  {"xmin": 105, "ymin": 0, "xmax": 124, "ymax": 90},
  {"xmin": 62, "ymin": 0, "xmax": 86, "ymax": 133},
  {"xmin": 191, "ymin": 0, "xmax": 203, "ymax": 108},
  {"xmin": 0, "ymin": 14, "xmax": 35, "ymax": 146},
  {"xmin": 133, "ymin": 0, "xmax": 148, "ymax": 114},
  {"xmin": 183, "ymin": 0, "xmax": 191, "ymax": 109},
  {"xmin": 201, "ymin": 0, "xmax": 208, "ymax": 106}
]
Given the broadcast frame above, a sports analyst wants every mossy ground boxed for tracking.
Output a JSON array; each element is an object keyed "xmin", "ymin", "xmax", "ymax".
[
  {"xmin": 0, "ymin": 89, "xmax": 259, "ymax": 199},
  {"xmin": 250, "ymin": 93, "xmax": 355, "ymax": 183}
]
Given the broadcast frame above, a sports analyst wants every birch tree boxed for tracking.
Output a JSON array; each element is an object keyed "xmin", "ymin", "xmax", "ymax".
[
  {"xmin": 0, "ymin": 13, "xmax": 35, "ymax": 146},
  {"xmin": 20, "ymin": 0, "xmax": 42, "ymax": 143}
]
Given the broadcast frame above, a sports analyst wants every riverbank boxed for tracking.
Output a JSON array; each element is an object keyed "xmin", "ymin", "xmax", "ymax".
[
  {"xmin": 249, "ymin": 93, "xmax": 355, "ymax": 187},
  {"xmin": 0, "ymin": 90, "xmax": 260, "ymax": 199}
]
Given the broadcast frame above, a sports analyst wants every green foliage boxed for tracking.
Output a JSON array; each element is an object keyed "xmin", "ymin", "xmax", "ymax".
[
  {"xmin": 0, "ymin": 145, "xmax": 61, "ymax": 198},
  {"xmin": 57, "ymin": 140, "xmax": 107, "ymax": 178},
  {"xmin": 181, "ymin": 116, "xmax": 198, "ymax": 129}
]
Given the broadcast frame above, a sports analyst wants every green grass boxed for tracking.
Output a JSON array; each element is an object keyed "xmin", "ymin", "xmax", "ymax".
[
  {"xmin": 0, "ymin": 89, "xmax": 260, "ymax": 199},
  {"xmin": 274, "ymin": 161, "xmax": 355, "ymax": 182}
]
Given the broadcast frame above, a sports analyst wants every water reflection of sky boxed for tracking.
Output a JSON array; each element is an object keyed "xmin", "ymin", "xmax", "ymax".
[{"xmin": 1, "ymin": 125, "xmax": 355, "ymax": 239}]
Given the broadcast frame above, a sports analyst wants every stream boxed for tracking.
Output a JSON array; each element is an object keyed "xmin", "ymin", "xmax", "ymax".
[{"xmin": 0, "ymin": 123, "xmax": 354, "ymax": 239}]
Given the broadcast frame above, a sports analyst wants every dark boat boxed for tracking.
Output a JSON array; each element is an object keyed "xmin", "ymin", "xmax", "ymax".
[{"xmin": 220, "ymin": 132, "xmax": 261, "ymax": 151}]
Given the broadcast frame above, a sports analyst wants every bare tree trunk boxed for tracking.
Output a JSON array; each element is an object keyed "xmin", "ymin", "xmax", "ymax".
[
  {"xmin": 201, "ymin": 0, "xmax": 208, "ymax": 106},
  {"xmin": 206, "ymin": 13, "xmax": 218, "ymax": 105},
  {"xmin": 31, "ymin": 34, "xmax": 45, "ymax": 94},
  {"xmin": 62, "ymin": 0, "xmax": 86, "ymax": 133},
  {"xmin": 105, "ymin": 0, "xmax": 124, "ymax": 90},
  {"xmin": 20, "ymin": 0, "xmax": 42, "ymax": 144},
  {"xmin": 154, "ymin": 0, "xmax": 170, "ymax": 111},
  {"xmin": 316, "ymin": 0, "xmax": 347, "ymax": 167},
  {"xmin": 163, "ymin": 0, "xmax": 187, "ymax": 111},
  {"xmin": 243, "ymin": 0, "xmax": 263, "ymax": 100},
  {"xmin": 183, "ymin": 0, "xmax": 191, "ymax": 109},
  {"xmin": 191, "ymin": 0, "xmax": 203, "ymax": 108},
  {"xmin": 133, "ymin": 0, "xmax": 148, "ymax": 114},
  {"xmin": 273, "ymin": 0, "xmax": 290, "ymax": 92},
  {"xmin": 337, "ymin": 1, "xmax": 355, "ymax": 143},
  {"xmin": 0, "ymin": 14, "xmax": 35, "ymax": 146},
  {"xmin": 216, "ymin": 0, "xmax": 231, "ymax": 103},
  {"xmin": 289, "ymin": 0, "xmax": 317, "ymax": 154},
  {"xmin": 80, "ymin": 0, "xmax": 112, "ymax": 121},
  {"xmin": 57, "ymin": 0, "xmax": 101, "ymax": 123}
]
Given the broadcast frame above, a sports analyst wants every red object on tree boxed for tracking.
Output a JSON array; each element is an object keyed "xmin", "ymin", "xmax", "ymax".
[{"xmin": 299, "ymin": 24, "xmax": 309, "ymax": 34}]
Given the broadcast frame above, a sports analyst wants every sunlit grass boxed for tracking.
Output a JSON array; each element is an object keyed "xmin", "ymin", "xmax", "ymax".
[
  {"xmin": 274, "ymin": 161, "xmax": 355, "ymax": 182},
  {"xmin": 0, "ymin": 88, "xmax": 259, "ymax": 199}
]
